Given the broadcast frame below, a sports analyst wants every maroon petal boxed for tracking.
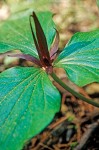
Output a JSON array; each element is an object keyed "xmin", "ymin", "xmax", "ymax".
[
  {"xmin": 29, "ymin": 16, "xmax": 40, "ymax": 53},
  {"xmin": 50, "ymin": 29, "xmax": 59, "ymax": 61},
  {"xmin": 31, "ymin": 12, "xmax": 51, "ymax": 65},
  {"xmin": 8, "ymin": 53, "xmax": 41, "ymax": 66}
]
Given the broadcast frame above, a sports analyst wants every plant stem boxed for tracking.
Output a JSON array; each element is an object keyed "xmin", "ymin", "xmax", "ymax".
[{"xmin": 51, "ymin": 72, "xmax": 99, "ymax": 108}]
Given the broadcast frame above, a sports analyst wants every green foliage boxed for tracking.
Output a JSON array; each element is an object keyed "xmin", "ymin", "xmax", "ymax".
[
  {"xmin": 0, "ymin": 10, "xmax": 99, "ymax": 150},
  {"xmin": 0, "ymin": 11, "xmax": 60, "ymax": 150},
  {"xmin": 0, "ymin": 67, "xmax": 60, "ymax": 150},
  {"xmin": 96, "ymin": 0, "xmax": 99, "ymax": 8},
  {"xmin": 6, "ymin": 0, "xmax": 52, "ymax": 13},
  {"xmin": 0, "ymin": 11, "xmax": 55, "ymax": 58},
  {"xmin": 54, "ymin": 30, "xmax": 99, "ymax": 86}
]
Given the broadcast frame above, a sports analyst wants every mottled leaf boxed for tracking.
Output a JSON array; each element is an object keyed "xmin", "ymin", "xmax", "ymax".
[
  {"xmin": 54, "ymin": 29, "xmax": 99, "ymax": 86},
  {"xmin": 0, "ymin": 67, "xmax": 61, "ymax": 150},
  {"xmin": 0, "ymin": 11, "xmax": 55, "ymax": 58}
]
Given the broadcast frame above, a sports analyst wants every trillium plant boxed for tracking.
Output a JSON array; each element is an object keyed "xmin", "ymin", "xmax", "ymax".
[{"xmin": 0, "ymin": 11, "xmax": 99, "ymax": 150}]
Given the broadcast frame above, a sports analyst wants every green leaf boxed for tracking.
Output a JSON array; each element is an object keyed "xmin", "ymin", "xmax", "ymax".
[
  {"xmin": 54, "ymin": 29, "xmax": 99, "ymax": 86},
  {"xmin": 96, "ymin": 0, "xmax": 99, "ymax": 8},
  {"xmin": 0, "ymin": 67, "xmax": 61, "ymax": 150},
  {"xmin": 0, "ymin": 11, "xmax": 55, "ymax": 58}
]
